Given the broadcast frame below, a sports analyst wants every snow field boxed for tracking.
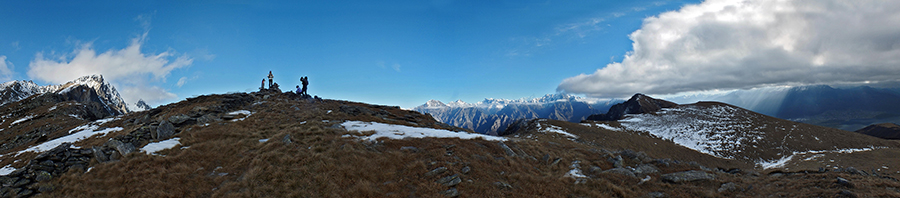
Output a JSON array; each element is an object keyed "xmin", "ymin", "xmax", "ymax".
[
  {"xmin": 141, "ymin": 138, "xmax": 182, "ymax": 155},
  {"xmin": 341, "ymin": 121, "xmax": 506, "ymax": 141}
]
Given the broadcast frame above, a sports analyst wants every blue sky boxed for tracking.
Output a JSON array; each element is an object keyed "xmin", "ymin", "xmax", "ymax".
[
  {"xmin": 4, "ymin": 0, "xmax": 900, "ymax": 109},
  {"xmin": 0, "ymin": 0, "xmax": 697, "ymax": 108}
]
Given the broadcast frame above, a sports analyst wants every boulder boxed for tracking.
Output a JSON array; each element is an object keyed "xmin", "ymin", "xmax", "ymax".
[
  {"xmin": 156, "ymin": 120, "xmax": 175, "ymax": 140},
  {"xmin": 425, "ymin": 167, "xmax": 448, "ymax": 177},
  {"xmin": 836, "ymin": 177, "xmax": 853, "ymax": 188},
  {"xmin": 661, "ymin": 170, "xmax": 716, "ymax": 183},
  {"xmin": 436, "ymin": 174, "xmax": 461, "ymax": 187},
  {"xmin": 34, "ymin": 171, "xmax": 52, "ymax": 182},
  {"xmin": 718, "ymin": 182, "xmax": 738, "ymax": 192},
  {"xmin": 603, "ymin": 168, "xmax": 637, "ymax": 178},
  {"xmin": 92, "ymin": 146, "xmax": 110, "ymax": 163},
  {"xmin": 497, "ymin": 142, "xmax": 516, "ymax": 157},
  {"xmin": 168, "ymin": 114, "xmax": 191, "ymax": 125},
  {"xmin": 107, "ymin": 139, "xmax": 135, "ymax": 155},
  {"xmin": 440, "ymin": 188, "xmax": 460, "ymax": 197},
  {"xmin": 633, "ymin": 164, "xmax": 660, "ymax": 175},
  {"xmin": 461, "ymin": 166, "xmax": 471, "ymax": 174}
]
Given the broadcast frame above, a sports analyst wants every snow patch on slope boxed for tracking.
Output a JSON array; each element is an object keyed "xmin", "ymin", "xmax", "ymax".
[
  {"xmin": 0, "ymin": 165, "xmax": 14, "ymax": 176},
  {"xmin": 141, "ymin": 138, "xmax": 182, "ymax": 156},
  {"xmin": 581, "ymin": 123, "xmax": 622, "ymax": 131},
  {"xmin": 341, "ymin": 121, "xmax": 506, "ymax": 141},
  {"xmin": 619, "ymin": 105, "xmax": 765, "ymax": 159},
  {"xmin": 10, "ymin": 115, "xmax": 35, "ymax": 126},
  {"xmin": 15, "ymin": 119, "xmax": 123, "ymax": 156},
  {"xmin": 536, "ymin": 121, "xmax": 578, "ymax": 139},
  {"xmin": 756, "ymin": 146, "xmax": 885, "ymax": 169}
]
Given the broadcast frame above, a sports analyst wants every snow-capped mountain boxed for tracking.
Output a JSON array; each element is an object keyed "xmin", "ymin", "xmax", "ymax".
[
  {"xmin": 414, "ymin": 93, "xmax": 623, "ymax": 134},
  {"xmin": 0, "ymin": 75, "xmax": 129, "ymax": 114}
]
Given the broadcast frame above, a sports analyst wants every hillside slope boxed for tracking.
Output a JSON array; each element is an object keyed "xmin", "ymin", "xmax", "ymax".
[{"xmin": 0, "ymin": 90, "xmax": 898, "ymax": 197}]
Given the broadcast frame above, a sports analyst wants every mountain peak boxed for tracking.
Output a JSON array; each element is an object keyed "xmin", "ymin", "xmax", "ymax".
[
  {"xmin": 423, "ymin": 99, "xmax": 447, "ymax": 108},
  {"xmin": 0, "ymin": 74, "xmax": 129, "ymax": 114},
  {"xmin": 586, "ymin": 93, "xmax": 678, "ymax": 121}
]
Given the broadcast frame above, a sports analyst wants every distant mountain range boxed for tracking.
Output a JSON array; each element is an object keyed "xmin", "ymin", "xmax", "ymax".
[
  {"xmin": 414, "ymin": 94, "xmax": 623, "ymax": 134},
  {"xmin": 417, "ymin": 85, "xmax": 900, "ymax": 132}
]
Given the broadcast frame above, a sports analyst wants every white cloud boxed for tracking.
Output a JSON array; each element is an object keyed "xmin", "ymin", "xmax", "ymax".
[
  {"xmin": 176, "ymin": 77, "xmax": 188, "ymax": 87},
  {"xmin": 0, "ymin": 56, "xmax": 13, "ymax": 81},
  {"xmin": 391, "ymin": 63, "xmax": 401, "ymax": 72},
  {"xmin": 27, "ymin": 31, "xmax": 192, "ymax": 106},
  {"xmin": 559, "ymin": 0, "xmax": 900, "ymax": 98}
]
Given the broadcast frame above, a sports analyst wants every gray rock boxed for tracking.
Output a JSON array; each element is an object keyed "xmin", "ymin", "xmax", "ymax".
[
  {"xmin": 836, "ymin": 177, "xmax": 853, "ymax": 188},
  {"xmin": 717, "ymin": 182, "xmax": 738, "ymax": 193},
  {"xmin": 440, "ymin": 188, "xmax": 460, "ymax": 197},
  {"xmin": 436, "ymin": 174, "xmax": 461, "ymax": 187},
  {"xmin": 196, "ymin": 114, "xmax": 220, "ymax": 124},
  {"xmin": 282, "ymin": 134, "xmax": 292, "ymax": 144},
  {"xmin": 846, "ymin": 167, "xmax": 868, "ymax": 176},
  {"xmin": 17, "ymin": 188, "xmax": 33, "ymax": 197},
  {"xmin": 461, "ymin": 166, "xmax": 471, "ymax": 174},
  {"xmin": 156, "ymin": 120, "xmax": 175, "ymax": 140},
  {"xmin": 589, "ymin": 166, "xmax": 603, "ymax": 173},
  {"xmin": 36, "ymin": 183, "xmax": 55, "ymax": 193},
  {"xmin": 11, "ymin": 178, "xmax": 30, "ymax": 188},
  {"xmin": 497, "ymin": 142, "xmax": 516, "ymax": 157},
  {"xmin": 494, "ymin": 181, "xmax": 513, "ymax": 189},
  {"xmin": 107, "ymin": 139, "xmax": 135, "ymax": 155},
  {"xmin": 603, "ymin": 168, "xmax": 637, "ymax": 178},
  {"xmin": 646, "ymin": 192, "xmax": 666, "ymax": 198},
  {"xmin": 550, "ymin": 158, "xmax": 562, "ymax": 167},
  {"xmin": 838, "ymin": 190, "xmax": 855, "ymax": 197},
  {"xmin": 633, "ymin": 164, "xmax": 660, "ymax": 175},
  {"xmin": 425, "ymin": 167, "xmax": 448, "ymax": 177},
  {"xmin": 168, "ymin": 114, "xmax": 191, "ymax": 125},
  {"xmin": 400, "ymin": 146, "xmax": 419, "ymax": 153},
  {"xmin": 608, "ymin": 155, "xmax": 624, "ymax": 168},
  {"xmin": 34, "ymin": 171, "xmax": 52, "ymax": 182},
  {"xmin": 0, "ymin": 177, "xmax": 16, "ymax": 186},
  {"xmin": 661, "ymin": 170, "xmax": 715, "ymax": 183},
  {"xmin": 92, "ymin": 146, "xmax": 109, "ymax": 163}
]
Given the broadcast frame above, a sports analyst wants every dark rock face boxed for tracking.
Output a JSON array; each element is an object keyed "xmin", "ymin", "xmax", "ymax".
[
  {"xmin": 585, "ymin": 94, "xmax": 678, "ymax": 121},
  {"xmin": 855, "ymin": 123, "xmax": 900, "ymax": 140}
]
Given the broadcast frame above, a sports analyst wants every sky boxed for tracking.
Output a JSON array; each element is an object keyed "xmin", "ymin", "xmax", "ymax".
[{"xmin": 1, "ymin": 0, "xmax": 898, "ymax": 109}]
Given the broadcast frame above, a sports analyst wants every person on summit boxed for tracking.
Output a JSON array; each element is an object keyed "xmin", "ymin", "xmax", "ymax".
[
  {"xmin": 261, "ymin": 79, "xmax": 265, "ymax": 90},
  {"xmin": 296, "ymin": 85, "xmax": 301, "ymax": 94},
  {"xmin": 301, "ymin": 76, "xmax": 309, "ymax": 96},
  {"xmin": 268, "ymin": 71, "xmax": 274, "ymax": 88}
]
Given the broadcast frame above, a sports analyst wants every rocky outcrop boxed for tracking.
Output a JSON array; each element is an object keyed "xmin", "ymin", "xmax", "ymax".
[
  {"xmin": 0, "ymin": 143, "xmax": 92, "ymax": 197},
  {"xmin": 585, "ymin": 94, "xmax": 678, "ymax": 121},
  {"xmin": 855, "ymin": 123, "xmax": 900, "ymax": 140}
]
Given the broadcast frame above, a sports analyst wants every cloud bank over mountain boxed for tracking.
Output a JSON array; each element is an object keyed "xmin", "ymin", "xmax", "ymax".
[
  {"xmin": 558, "ymin": 0, "xmax": 900, "ymax": 98},
  {"xmin": 26, "ymin": 31, "xmax": 192, "ymax": 107}
]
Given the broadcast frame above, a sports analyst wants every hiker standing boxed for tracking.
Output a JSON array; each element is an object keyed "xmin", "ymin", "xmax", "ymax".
[
  {"xmin": 268, "ymin": 71, "xmax": 274, "ymax": 88},
  {"xmin": 301, "ymin": 76, "xmax": 309, "ymax": 96},
  {"xmin": 261, "ymin": 79, "xmax": 265, "ymax": 90}
]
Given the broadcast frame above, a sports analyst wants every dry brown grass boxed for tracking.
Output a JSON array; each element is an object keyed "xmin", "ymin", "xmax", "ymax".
[{"xmin": 13, "ymin": 92, "xmax": 898, "ymax": 198}]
